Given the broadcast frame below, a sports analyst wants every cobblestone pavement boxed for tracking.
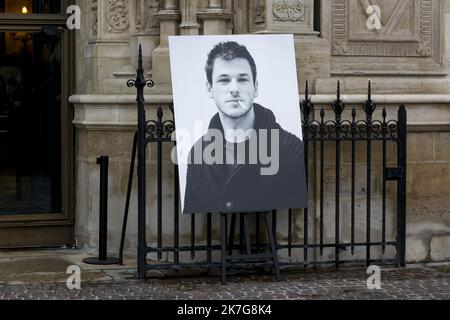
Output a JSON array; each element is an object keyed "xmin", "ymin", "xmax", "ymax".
[{"xmin": 0, "ymin": 265, "xmax": 450, "ymax": 300}]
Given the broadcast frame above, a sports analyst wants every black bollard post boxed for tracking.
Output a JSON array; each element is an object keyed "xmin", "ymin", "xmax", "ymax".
[
  {"xmin": 98, "ymin": 156, "xmax": 108, "ymax": 260},
  {"xmin": 83, "ymin": 156, "xmax": 120, "ymax": 265}
]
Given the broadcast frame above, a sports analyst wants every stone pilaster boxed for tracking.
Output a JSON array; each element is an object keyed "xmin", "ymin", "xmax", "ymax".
[
  {"xmin": 130, "ymin": 0, "xmax": 161, "ymax": 75},
  {"xmin": 179, "ymin": 0, "xmax": 201, "ymax": 35},
  {"xmin": 445, "ymin": 0, "xmax": 450, "ymax": 71},
  {"xmin": 151, "ymin": 0, "xmax": 181, "ymax": 94},
  {"xmin": 81, "ymin": 0, "xmax": 139, "ymax": 94},
  {"xmin": 233, "ymin": 0, "xmax": 249, "ymax": 34},
  {"xmin": 248, "ymin": 0, "xmax": 317, "ymax": 35},
  {"xmin": 197, "ymin": 0, "xmax": 233, "ymax": 35}
]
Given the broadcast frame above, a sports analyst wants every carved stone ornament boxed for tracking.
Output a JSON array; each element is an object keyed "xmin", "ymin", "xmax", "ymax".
[
  {"xmin": 273, "ymin": 0, "xmax": 305, "ymax": 22},
  {"xmin": 254, "ymin": 0, "xmax": 266, "ymax": 24},
  {"xmin": 333, "ymin": 40, "xmax": 349, "ymax": 55},
  {"xmin": 91, "ymin": 0, "xmax": 98, "ymax": 36},
  {"xmin": 106, "ymin": 0, "xmax": 130, "ymax": 33},
  {"xmin": 147, "ymin": 0, "xmax": 160, "ymax": 29},
  {"xmin": 136, "ymin": 0, "xmax": 142, "ymax": 30},
  {"xmin": 417, "ymin": 42, "xmax": 431, "ymax": 57},
  {"xmin": 332, "ymin": 0, "xmax": 433, "ymax": 57}
]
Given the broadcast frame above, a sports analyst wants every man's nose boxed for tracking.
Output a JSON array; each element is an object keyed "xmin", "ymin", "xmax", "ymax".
[{"xmin": 229, "ymin": 79, "xmax": 240, "ymax": 95}]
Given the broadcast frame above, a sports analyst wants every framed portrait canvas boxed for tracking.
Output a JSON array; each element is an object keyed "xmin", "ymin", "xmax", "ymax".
[{"xmin": 169, "ymin": 34, "xmax": 308, "ymax": 214}]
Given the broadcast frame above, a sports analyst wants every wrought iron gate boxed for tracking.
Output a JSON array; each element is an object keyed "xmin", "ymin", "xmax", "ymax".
[{"xmin": 124, "ymin": 47, "xmax": 407, "ymax": 278}]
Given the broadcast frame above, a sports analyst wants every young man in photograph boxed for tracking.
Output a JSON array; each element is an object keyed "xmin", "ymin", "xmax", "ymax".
[{"xmin": 183, "ymin": 41, "xmax": 307, "ymax": 214}]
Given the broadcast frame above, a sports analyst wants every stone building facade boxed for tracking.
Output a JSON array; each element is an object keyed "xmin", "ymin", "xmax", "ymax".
[{"xmin": 69, "ymin": 0, "xmax": 450, "ymax": 264}]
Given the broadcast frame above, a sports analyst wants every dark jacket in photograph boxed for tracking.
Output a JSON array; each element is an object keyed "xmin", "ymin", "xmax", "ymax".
[{"xmin": 183, "ymin": 103, "xmax": 308, "ymax": 214}]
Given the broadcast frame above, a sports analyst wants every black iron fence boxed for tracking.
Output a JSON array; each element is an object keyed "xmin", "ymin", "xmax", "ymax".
[{"xmin": 123, "ymin": 47, "xmax": 407, "ymax": 278}]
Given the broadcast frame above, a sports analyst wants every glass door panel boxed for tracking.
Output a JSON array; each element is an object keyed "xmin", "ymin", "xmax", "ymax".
[
  {"xmin": 0, "ymin": 0, "xmax": 61, "ymax": 14},
  {"xmin": 0, "ymin": 28, "xmax": 62, "ymax": 215}
]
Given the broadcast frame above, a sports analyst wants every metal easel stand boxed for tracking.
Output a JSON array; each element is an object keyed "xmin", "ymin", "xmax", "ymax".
[
  {"xmin": 117, "ymin": 132, "xmax": 138, "ymax": 265},
  {"xmin": 220, "ymin": 211, "xmax": 282, "ymax": 285}
]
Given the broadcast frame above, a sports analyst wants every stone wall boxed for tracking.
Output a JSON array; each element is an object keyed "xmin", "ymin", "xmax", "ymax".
[{"xmin": 71, "ymin": 0, "xmax": 450, "ymax": 263}]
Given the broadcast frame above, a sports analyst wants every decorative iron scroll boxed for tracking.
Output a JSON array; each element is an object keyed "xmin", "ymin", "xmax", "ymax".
[{"xmin": 145, "ymin": 108, "xmax": 175, "ymax": 143}]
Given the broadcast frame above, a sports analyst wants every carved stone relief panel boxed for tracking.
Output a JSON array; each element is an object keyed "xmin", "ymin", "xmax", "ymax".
[
  {"xmin": 146, "ymin": 0, "xmax": 161, "ymax": 30},
  {"xmin": 273, "ymin": 0, "xmax": 305, "ymax": 22},
  {"xmin": 134, "ymin": 0, "xmax": 160, "ymax": 32},
  {"xmin": 90, "ymin": 0, "xmax": 98, "ymax": 37},
  {"xmin": 106, "ymin": 0, "xmax": 130, "ymax": 33},
  {"xmin": 136, "ymin": 0, "xmax": 143, "ymax": 31},
  {"xmin": 332, "ymin": 0, "xmax": 432, "ymax": 57},
  {"xmin": 254, "ymin": 0, "xmax": 265, "ymax": 24},
  {"xmin": 249, "ymin": 0, "xmax": 316, "ymax": 35},
  {"xmin": 330, "ymin": 0, "xmax": 445, "ymax": 75}
]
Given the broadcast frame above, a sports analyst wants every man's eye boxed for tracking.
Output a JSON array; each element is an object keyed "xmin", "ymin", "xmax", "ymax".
[
  {"xmin": 239, "ymin": 78, "xmax": 249, "ymax": 82},
  {"xmin": 218, "ymin": 79, "xmax": 229, "ymax": 83}
]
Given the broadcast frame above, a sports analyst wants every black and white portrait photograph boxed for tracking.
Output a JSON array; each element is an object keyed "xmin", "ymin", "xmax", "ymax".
[
  {"xmin": 1, "ymin": 0, "xmax": 448, "ymax": 304},
  {"xmin": 169, "ymin": 34, "xmax": 308, "ymax": 214}
]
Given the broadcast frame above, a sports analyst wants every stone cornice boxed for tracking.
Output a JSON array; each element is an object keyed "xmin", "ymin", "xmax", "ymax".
[
  {"xmin": 153, "ymin": 10, "xmax": 181, "ymax": 21},
  {"xmin": 69, "ymin": 95, "xmax": 173, "ymax": 105},
  {"xmin": 197, "ymin": 9, "xmax": 234, "ymax": 20},
  {"xmin": 70, "ymin": 94, "xmax": 450, "ymax": 105},
  {"xmin": 70, "ymin": 94, "xmax": 450, "ymax": 130}
]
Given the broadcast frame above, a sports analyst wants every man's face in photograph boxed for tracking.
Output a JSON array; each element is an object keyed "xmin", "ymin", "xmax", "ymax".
[{"xmin": 206, "ymin": 57, "xmax": 259, "ymax": 119}]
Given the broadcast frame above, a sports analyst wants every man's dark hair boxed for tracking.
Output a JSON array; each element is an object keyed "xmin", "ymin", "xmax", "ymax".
[{"xmin": 205, "ymin": 41, "xmax": 257, "ymax": 86}]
